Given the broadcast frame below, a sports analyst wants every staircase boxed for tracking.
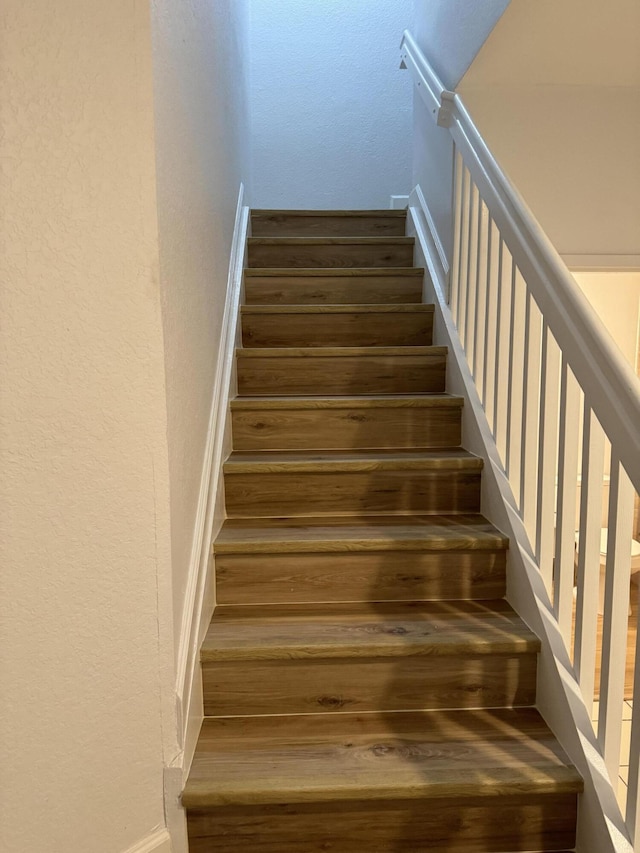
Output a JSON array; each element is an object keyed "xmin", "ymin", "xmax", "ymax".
[{"xmin": 182, "ymin": 209, "xmax": 583, "ymax": 852}]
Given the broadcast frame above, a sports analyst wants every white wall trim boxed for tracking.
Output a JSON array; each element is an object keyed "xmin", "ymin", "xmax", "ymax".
[
  {"xmin": 407, "ymin": 193, "xmax": 629, "ymax": 853},
  {"xmin": 562, "ymin": 254, "xmax": 640, "ymax": 272},
  {"xmin": 408, "ymin": 184, "xmax": 449, "ymax": 294},
  {"xmin": 389, "ymin": 194, "xmax": 409, "ymax": 210},
  {"xmin": 123, "ymin": 828, "xmax": 172, "ymax": 853},
  {"xmin": 174, "ymin": 184, "xmax": 250, "ymax": 772}
]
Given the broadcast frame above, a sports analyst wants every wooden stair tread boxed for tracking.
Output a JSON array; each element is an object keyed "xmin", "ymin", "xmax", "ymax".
[
  {"xmin": 251, "ymin": 209, "xmax": 408, "ymax": 217},
  {"xmin": 248, "ymin": 237, "xmax": 415, "ymax": 246},
  {"xmin": 202, "ymin": 600, "xmax": 540, "ymax": 661},
  {"xmin": 224, "ymin": 449, "xmax": 482, "ymax": 474},
  {"xmin": 230, "ymin": 393, "xmax": 463, "ymax": 410},
  {"xmin": 183, "ymin": 708, "xmax": 582, "ymax": 807},
  {"xmin": 214, "ymin": 514, "xmax": 507, "ymax": 553},
  {"xmin": 245, "ymin": 266, "xmax": 424, "ymax": 277},
  {"xmin": 237, "ymin": 344, "xmax": 446, "ymax": 357},
  {"xmin": 241, "ymin": 304, "xmax": 434, "ymax": 314}
]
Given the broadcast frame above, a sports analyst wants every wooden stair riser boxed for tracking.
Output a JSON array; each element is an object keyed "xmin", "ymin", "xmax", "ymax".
[
  {"xmin": 251, "ymin": 210, "xmax": 407, "ymax": 237},
  {"xmin": 224, "ymin": 469, "xmax": 482, "ymax": 517},
  {"xmin": 187, "ymin": 795, "xmax": 577, "ymax": 853},
  {"xmin": 214, "ymin": 550, "xmax": 506, "ymax": 605},
  {"xmin": 244, "ymin": 270, "xmax": 424, "ymax": 305},
  {"xmin": 248, "ymin": 238, "xmax": 415, "ymax": 269},
  {"xmin": 202, "ymin": 653, "xmax": 537, "ymax": 716},
  {"xmin": 237, "ymin": 350, "xmax": 447, "ymax": 395},
  {"xmin": 241, "ymin": 308, "xmax": 433, "ymax": 348},
  {"xmin": 231, "ymin": 403, "xmax": 461, "ymax": 451}
]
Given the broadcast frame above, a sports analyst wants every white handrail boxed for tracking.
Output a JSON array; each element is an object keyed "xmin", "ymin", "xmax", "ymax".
[
  {"xmin": 400, "ymin": 30, "xmax": 640, "ymax": 494},
  {"xmin": 401, "ymin": 27, "xmax": 640, "ymax": 852}
]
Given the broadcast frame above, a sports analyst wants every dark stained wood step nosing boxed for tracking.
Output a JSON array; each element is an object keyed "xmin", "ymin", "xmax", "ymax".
[
  {"xmin": 230, "ymin": 394, "xmax": 463, "ymax": 410},
  {"xmin": 201, "ymin": 600, "xmax": 541, "ymax": 661},
  {"xmin": 237, "ymin": 345, "xmax": 447, "ymax": 358},
  {"xmin": 248, "ymin": 237, "xmax": 415, "ymax": 246},
  {"xmin": 245, "ymin": 267, "xmax": 424, "ymax": 277},
  {"xmin": 223, "ymin": 450, "xmax": 482, "ymax": 475},
  {"xmin": 241, "ymin": 304, "xmax": 434, "ymax": 314},
  {"xmin": 213, "ymin": 516, "xmax": 508, "ymax": 554},
  {"xmin": 251, "ymin": 209, "xmax": 408, "ymax": 217}
]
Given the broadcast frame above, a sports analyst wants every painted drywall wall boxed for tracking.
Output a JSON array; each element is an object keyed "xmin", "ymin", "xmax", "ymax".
[
  {"xmin": 413, "ymin": 0, "xmax": 510, "ymax": 90},
  {"xmin": 572, "ymin": 271, "xmax": 640, "ymax": 371},
  {"xmin": 409, "ymin": 1, "xmax": 509, "ymax": 256},
  {"xmin": 249, "ymin": 0, "xmax": 413, "ymax": 209},
  {"xmin": 151, "ymin": 0, "xmax": 250, "ymax": 660},
  {"xmin": 459, "ymin": 0, "xmax": 640, "ymax": 260},
  {"xmin": 0, "ymin": 1, "xmax": 175, "ymax": 852}
]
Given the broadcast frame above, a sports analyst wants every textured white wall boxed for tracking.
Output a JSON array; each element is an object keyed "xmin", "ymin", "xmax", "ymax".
[
  {"xmin": 151, "ymin": 0, "xmax": 250, "ymax": 656},
  {"xmin": 459, "ymin": 0, "xmax": 640, "ymax": 258},
  {"xmin": 249, "ymin": 0, "xmax": 413, "ymax": 209},
  {"xmin": 0, "ymin": 0, "xmax": 251, "ymax": 850},
  {"xmin": 414, "ymin": 0, "xmax": 510, "ymax": 90},
  {"xmin": 0, "ymin": 2, "xmax": 174, "ymax": 852},
  {"xmin": 410, "ymin": 1, "xmax": 509, "ymax": 255}
]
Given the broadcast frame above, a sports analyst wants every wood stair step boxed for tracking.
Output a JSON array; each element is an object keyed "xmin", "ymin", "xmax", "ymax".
[
  {"xmin": 214, "ymin": 514, "xmax": 507, "ymax": 604},
  {"xmin": 251, "ymin": 209, "xmax": 407, "ymax": 237},
  {"xmin": 244, "ymin": 267, "xmax": 424, "ymax": 305},
  {"xmin": 236, "ymin": 344, "xmax": 447, "ymax": 395},
  {"xmin": 247, "ymin": 237, "xmax": 415, "ymax": 269},
  {"xmin": 223, "ymin": 449, "xmax": 482, "ymax": 517},
  {"xmin": 200, "ymin": 600, "xmax": 540, "ymax": 715},
  {"xmin": 241, "ymin": 304, "xmax": 434, "ymax": 348},
  {"xmin": 184, "ymin": 707, "xmax": 581, "ymax": 806},
  {"xmin": 184, "ymin": 708, "xmax": 580, "ymax": 853},
  {"xmin": 230, "ymin": 393, "xmax": 462, "ymax": 450}
]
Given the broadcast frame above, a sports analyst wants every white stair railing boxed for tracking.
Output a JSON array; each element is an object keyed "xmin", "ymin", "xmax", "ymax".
[{"xmin": 401, "ymin": 29, "xmax": 640, "ymax": 848}]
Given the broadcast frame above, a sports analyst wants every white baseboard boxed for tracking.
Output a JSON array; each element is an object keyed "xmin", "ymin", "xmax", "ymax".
[
  {"xmin": 407, "ymin": 200, "xmax": 626, "ymax": 853},
  {"xmin": 407, "ymin": 185, "xmax": 448, "ymax": 296},
  {"xmin": 389, "ymin": 194, "xmax": 409, "ymax": 210},
  {"xmin": 173, "ymin": 183, "xmax": 250, "ymax": 779},
  {"xmin": 123, "ymin": 828, "xmax": 172, "ymax": 853}
]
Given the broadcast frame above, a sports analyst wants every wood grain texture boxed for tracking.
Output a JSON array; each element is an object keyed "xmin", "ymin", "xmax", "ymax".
[
  {"xmin": 231, "ymin": 395, "xmax": 462, "ymax": 450},
  {"xmin": 251, "ymin": 210, "xmax": 407, "ymax": 237},
  {"xmin": 214, "ymin": 514, "xmax": 509, "ymax": 554},
  {"xmin": 184, "ymin": 708, "xmax": 582, "ymax": 807},
  {"xmin": 236, "ymin": 347, "xmax": 447, "ymax": 395},
  {"xmin": 224, "ymin": 468, "xmax": 481, "ymax": 517},
  {"xmin": 202, "ymin": 653, "xmax": 538, "ymax": 716},
  {"xmin": 185, "ymin": 205, "xmax": 580, "ymax": 851},
  {"xmin": 241, "ymin": 305, "xmax": 434, "ymax": 348},
  {"xmin": 186, "ymin": 795, "xmax": 578, "ymax": 853},
  {"xmin": 203, "ymin": 600, "xmax": 539, "ymax": 660},
  {"xmin": 201, "ymin": 602, "xmax": 539, "ymax": 714},
  {"xmin": 244, "ymin": 268, "xmax": 424, "ymax": 305},
  {"xmin": 215, "ymin": 549, "xmax": 506, "ymax": 605},
  {"xmin": 247, "ymin": 237, "xmax": 415, "ymax": 269}
]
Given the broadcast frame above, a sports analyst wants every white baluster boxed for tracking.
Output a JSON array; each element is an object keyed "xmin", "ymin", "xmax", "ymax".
[
  {"xmin": 536, "ymin": 324, "xmax": 561, "ymax": 594},
  {"xmin": 626, "ymin": 607, "xmax": 640, "ymax": 844},
  {"xmin": 573, "ymin": 406, "xmax": 606, "ymax": 707},
  {"xmin": 450, "ymin": 148, "xmax": 463, "ymax": 317},
  {"xmin": 464, "ymin": 182, "xmax": 479, "ymax": 359},
  {"xmin": 483, "ymin": 219, "xmax": 499, "ymax": 429},
  {"xmin": 598, "ymin": 457, "xmax": 634, "ymax": 783},
  {"xmin": 456, "ymin": 168, "xmax": 471, "ymax": 334},
  {"xmin": 472, "ymin": 200, "xmax": 488, "ymax": 384},
  {"xmin": 492, "ymin": 239, "xmax": 506, "ymax": 451},
  {"xmin": 554, "ymin": 359, "xmax": 581, "ymax": 645},
  {"xmin": 520, "ymin": 293, "xmax": 542, "ymax": 542}
]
